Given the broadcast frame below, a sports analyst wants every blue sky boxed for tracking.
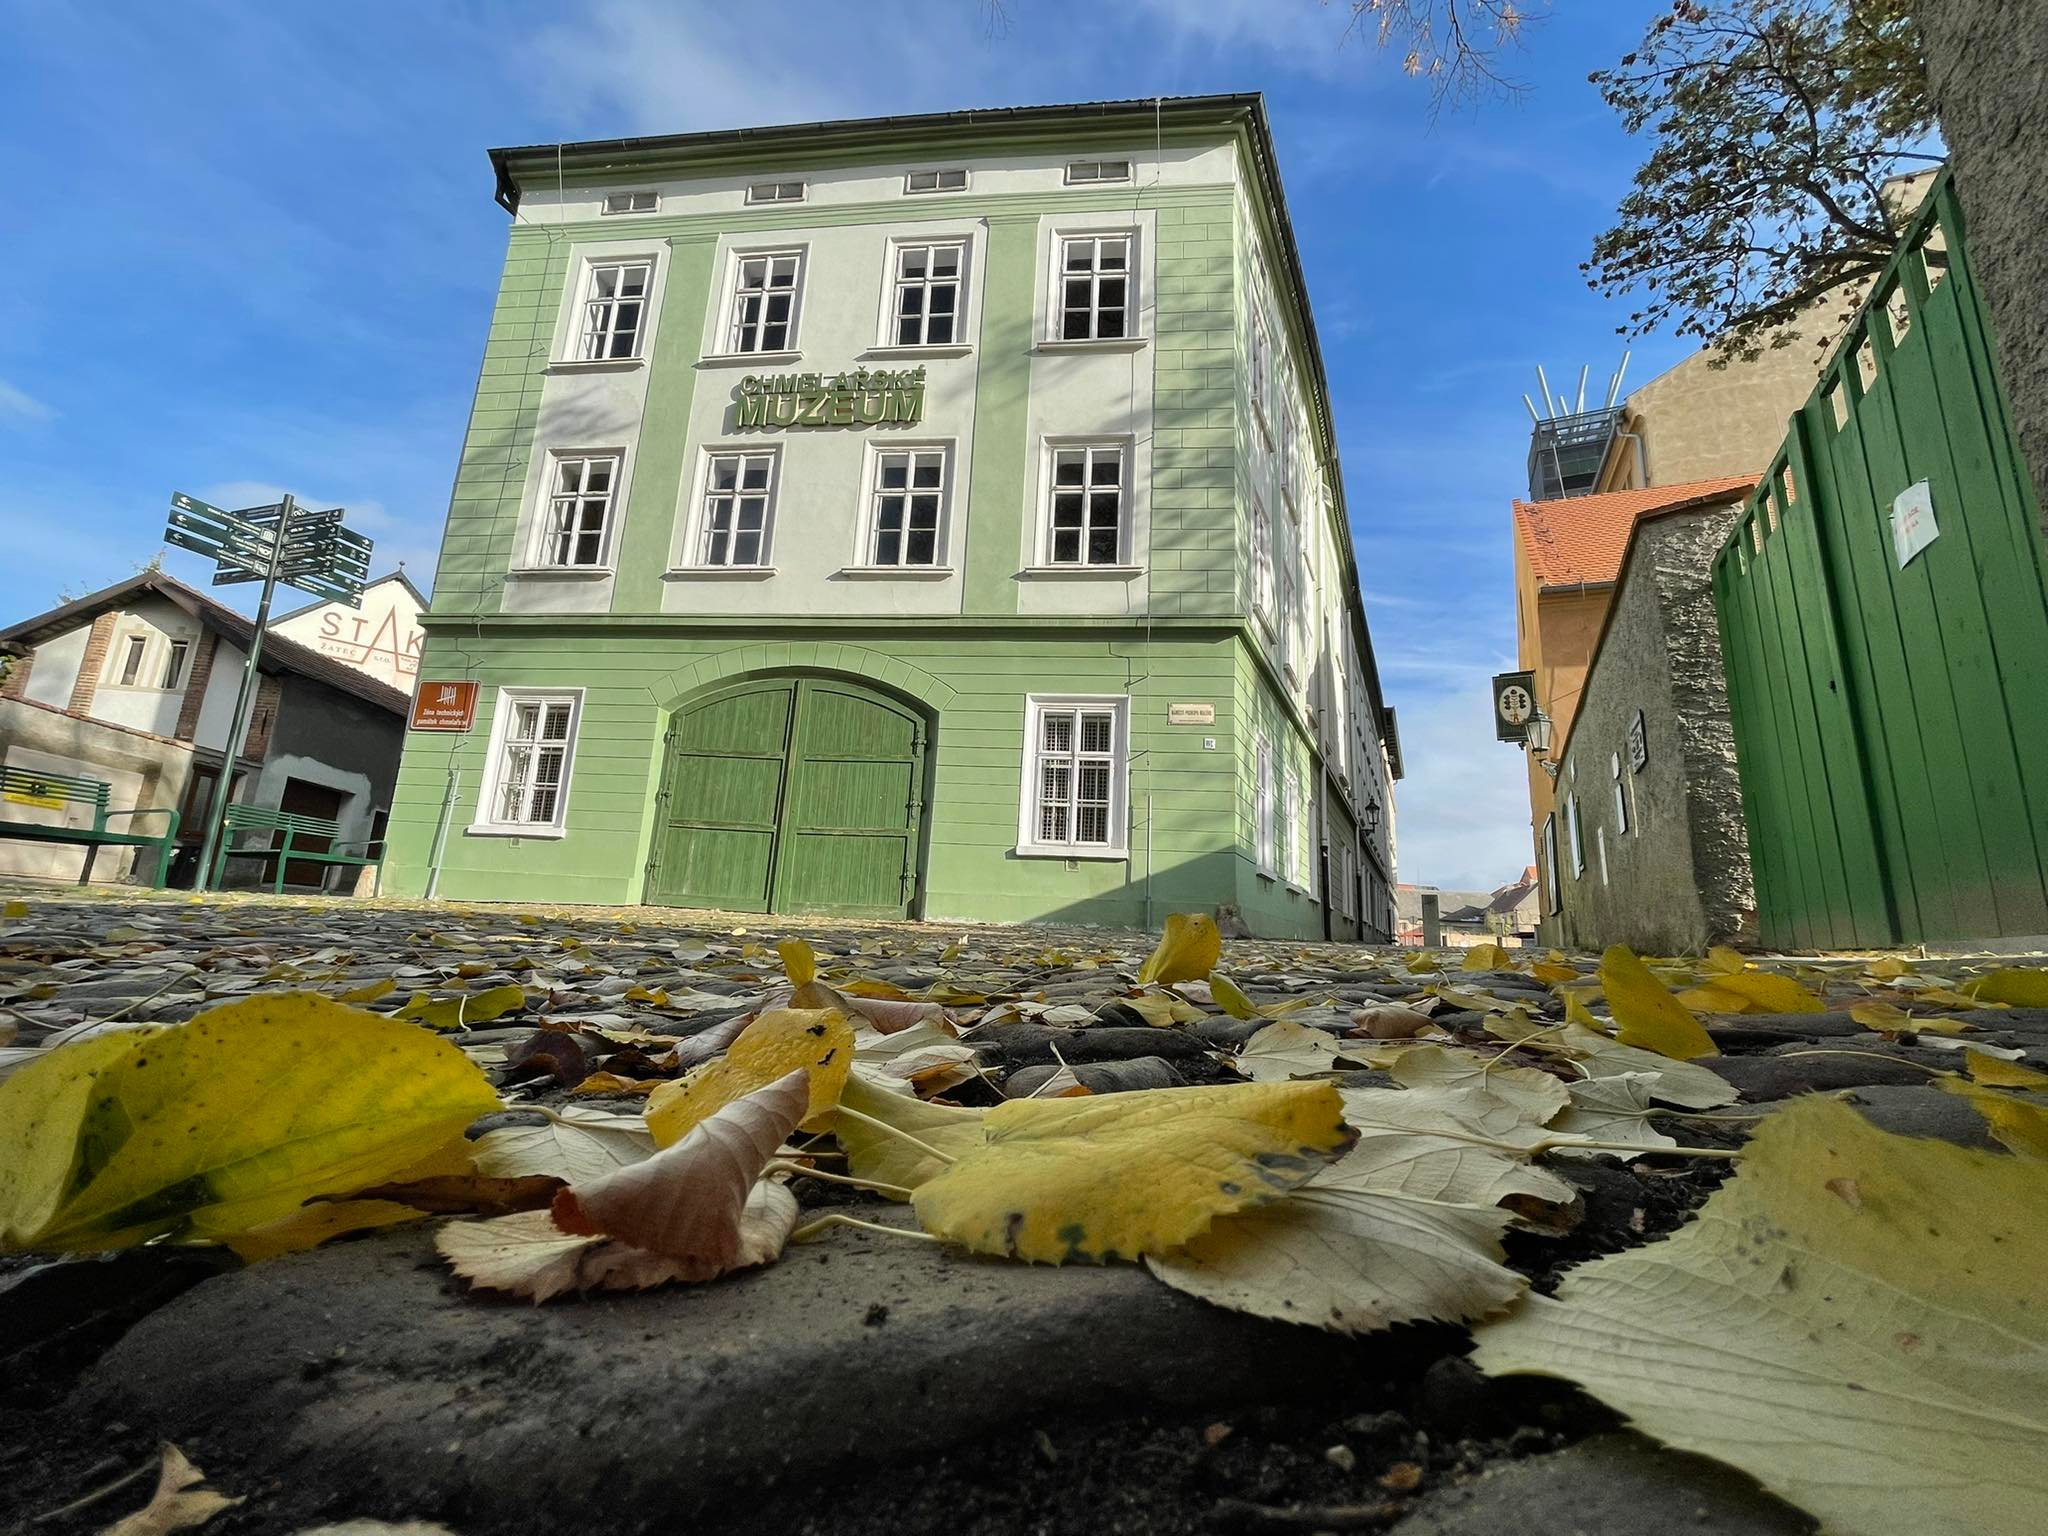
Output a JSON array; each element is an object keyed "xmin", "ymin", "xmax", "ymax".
[{"xmin": 0, "ymin": 0, "xmax": 1707, "ymax": 891}]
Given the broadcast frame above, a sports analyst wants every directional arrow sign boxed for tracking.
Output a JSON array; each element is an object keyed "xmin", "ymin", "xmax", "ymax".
[{"xmin": 170, "ymin": 491, "xmax": 240, "ymax": 524}]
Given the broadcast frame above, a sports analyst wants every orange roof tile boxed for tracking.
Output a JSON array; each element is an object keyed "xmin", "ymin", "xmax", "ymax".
[{"xmin": 1512, "ymin": 475, "xmax": 1757, "ymax": 589}]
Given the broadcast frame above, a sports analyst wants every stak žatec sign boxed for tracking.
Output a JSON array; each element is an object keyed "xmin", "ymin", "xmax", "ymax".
[{"xmin": 736, "ymin": 366, "xmax": 926, "ymax": 430}]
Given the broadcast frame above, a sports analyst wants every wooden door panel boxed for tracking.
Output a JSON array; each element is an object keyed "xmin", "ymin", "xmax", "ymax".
[{"xmin": 646, "ymin": 681, "xmax": 795, "ymax": 913}]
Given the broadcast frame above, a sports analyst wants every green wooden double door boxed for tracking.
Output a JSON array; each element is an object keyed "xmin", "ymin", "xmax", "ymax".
[{"xmin": 646, "ymin": 675, "xmax": 926, "ymax": 918}]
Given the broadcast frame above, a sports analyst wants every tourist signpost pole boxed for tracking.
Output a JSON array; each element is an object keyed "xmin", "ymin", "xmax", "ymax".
[{"xmin": 162, "ymin": 490, "xmax": 373, "ymax": 889}]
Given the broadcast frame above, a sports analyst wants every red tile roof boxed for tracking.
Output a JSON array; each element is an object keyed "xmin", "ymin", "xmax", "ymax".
[{"xmin": 1513, "ymin": 475, "xmax": 1757, "ymax": 589}]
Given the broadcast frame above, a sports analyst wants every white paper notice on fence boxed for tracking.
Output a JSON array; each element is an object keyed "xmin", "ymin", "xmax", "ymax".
[{"xmin": 1891, "ymin": 479, "xmax": 1939, "ymax": 568}]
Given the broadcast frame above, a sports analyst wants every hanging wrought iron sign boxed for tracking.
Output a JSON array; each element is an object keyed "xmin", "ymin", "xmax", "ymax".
[{"xmin": 736, "ymin": 366, "xmax": 926, "ymax": 429}]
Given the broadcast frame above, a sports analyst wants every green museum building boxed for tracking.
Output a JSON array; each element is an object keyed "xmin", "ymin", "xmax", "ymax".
[{"xmin": 383, "ymin": 96, "xmax": 1403, "ymax": 939}]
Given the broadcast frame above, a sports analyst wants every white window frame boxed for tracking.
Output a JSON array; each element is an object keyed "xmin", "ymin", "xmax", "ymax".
[
  {"xmin": 1038, "ymin": 439, "xmax": 1131, "ymax": 568},
  {"xmin": 721, "ymin": 247, "xmax": 806, "ymax": 356},
  {"xmin": 1250, "ymin": 306, "xmax": 1272, "ymax": 438},
  {"xmin": 1542, "ymin": 813, "xmax": 1560, "ymax": 912},
  {"xmin": 1051, "ymin": 231, "xmax": 1136, "ymax": 342},
  {"xmin": 572, "ymin": 258, "xmax": 654, "ymax": 362},
  {"xmin": 528, "ymin": 450, "xmax": 624, "ymax": 570},
  {"xmin": 1016, "ymin": 694, "xmax": 1130, "ymax": 859},
  {"xmin": 602, "ymin": 190, "xmax": 659, "ymax": 216},
  {"xmin": 1251, "ymin": 492, "xmax": 1275, "ymax": 629},
  {"xmin": 471, "ymin": 688, "xmax": 583, "ymax": 838},
  {"xmin": 743, "ymin": 179, "xmax": 806, "ymax": 205},
  {"xmin": 1597, "ymin": 823, "xmax": 1610, "ymax": 886},
  {"xmin": 1567, "ymin": 788, "xmax": 1586, "ymax": 878},
  {"xmin": 1065, "ymin": 159, "xmax": 1131, "ymax": 185},
  {"xmin": 881, "ymin": 238, "xmax": 969, "ymax": 349},
  {"xmin": 161, "ymin": 638, "xmax": 191, "ymax": 691},
  {"xmin": 1276, "ymin": 554, "xmax": 1298, "ymax": 680},
  {"xmin": 114, "ymin": 632, "xmax": 147, "ymax": 687},
  {"xmin": 1611, "ymin": 750, "xmax": 1632, "ymax": 835},
  {"xmin": 1281, "ymin": 397, "xmax": 1302, "ymax": 517},
  {"xmin": 683, "ymin": 446, "xmax": 781, "ymax": 570},
  {"xmin": 1282, "ymin": 764, "xmax": 1307, "ymax": 891},
  {"xmin": 854, "ymin": 441, "xmax": 953, "ymax": 571},
  {"xmin": 905, "ymin": 167, "xmax": 968, "ymax": 195},
  {"xmin": 1255, "ymin": 734, "xmax": 1277, "ymax": 877}
]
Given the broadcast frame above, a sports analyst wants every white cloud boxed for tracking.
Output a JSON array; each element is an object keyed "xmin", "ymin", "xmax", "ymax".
[
  {"xmin": 1121, "ymin": 0, "xmax": 1371, "ymax": 78},
  {"xmin": 0, "ymin": 378, "xmax": 55, "ymax": 424}
]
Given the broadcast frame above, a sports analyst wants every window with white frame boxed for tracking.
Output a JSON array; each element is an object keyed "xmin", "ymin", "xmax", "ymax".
[
  {"xmin": 865, "ymin": 447, "xmax": 947, "ymax": 567},
  {"xmin": 906, "ymin": 167, "xmax": 967, "ymax": 194},
  {"xmin": 603, "ymin": 190, "xmax": 658, "ymax": 216},
  {"xmin": 1255, "ymin": 735, "xmax": 1277, "ymax": 875},
  {"xmin": 1044, "ymin": 443, "xmax": 1126, "ymax": 566},
  {"xmin": 1276, "ymin": 556, "xmax": 1297, "ymax": 677},
  {"xmin": 1336, "ymin": 843, "xmax": 1353, "ymax": 918},
  {"xmin": 1282, "ymin": 766, "xmax": 1305, "ymax": 888},
  {"xmin": 1542, "ymin": 814, "xmax": 1559, "ymax": 911},
  {"xmin": 1251, "ymin": 493, "xmax": 1274, "ymax": 623},
  {"xmin": 483, "ymin": 692, "xmax": 580, "ymax": 831},
  {"xmin": 1281, "ymin": 400, "xmax": 1300, "ymax": 513},
  {"xmin": 1020, "ymin": 696, "xmax": 1127, "ymax": 855},
  {"xmin": 1567, "ymin": 789, "xmax": 1586, "ymax": 878},
  {"xmin": 1250, "ymin": 307, "xmax": 1271, "ymax": 431},
  {"xmin": 1611, "ymin": 750, "xmax": 1631, "ymax": 835},
  {"xmin": 1065, "ymin": 159, "xmax": 1131, "ymax": 185},
  {"xmin": 696, "ymin": 450, "xmax": 777, "ymax": 567},
  {"xmin": 890, "ymin": 242, "xmax": 964, "ymax": 346},
  {"xmin": 1597, "ymin": 824, "xmax": 1610, "ymax": 886},
  {"xmin": 726, "ymin": 251, "xmax": 803, "ymax": 353},
  {"xmin": 1056, "ymin": 234, "xmax": 1131, "ymax": 341},
  {"xmin": 115, "ymin": 634, "xmax": 146, "ymax": 686},
  {"xmin": 161, "ymin": 639, "xmax": 190, "ymax": 691},
  {"xmin": 577, "ymin": 261, "xmax": 651, "ymax": 361},
  {"xmin": 534, "ymin": 453, "xmax": 620, "ymax": 568},
  {"xmin": 744, "ymin": 180, "xmax": 805, "ymax": 205}
]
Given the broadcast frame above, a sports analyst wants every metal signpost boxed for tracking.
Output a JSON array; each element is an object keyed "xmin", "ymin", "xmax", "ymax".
[{"xmin": 163, "ymin": 491, "xmax": 374, "ymax": 889}]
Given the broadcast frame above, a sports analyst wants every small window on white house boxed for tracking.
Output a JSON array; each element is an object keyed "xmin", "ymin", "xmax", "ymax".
[
  {"xmin": 1020, "ymin": 696, "xmax": 1128, "ymax": 855},
  {"xmin": 1611, "ymin": 751, "xmax": 1630, "ymax": 835},
  {"xmin": 577, "ymin": 261, "xmax": 651, "ymax": 361},
  {"xmin": 744, "ymin": 180, "xmax": 806, "ymax": 205},
  {"xmin": 698, "ymin": 450, "xmax": 777, "ymax": 567},
  {"xmin": 906, "ymin": 168, "xmax": 968, "ymax": 194},
  {"xmin": 866, "ymin": 447, "xmax": 947, "ymax": 567},
  {"xmin": 890, "ymin": 242, "xmax": 964, "ymax": 346},
  {"xmin": 602, "ymin": 190, "xmax": 659, "ymax": 215},
  {"xmin": 726, "ymin": 252, "xmax": 803, "ymax": 353},
  {"xmin": 117, "ymin": 634, "xmax": 146, "ymax": 686},
  {"xmin": 536, "ymin": 454, "xmax": 620, "ymax": 568},
  {"xmin": 1057, "ymin": 235, "xmax": 1131, "ymax": 341},
  {"xmin": 1255, "ymin": 735, "xmax": 1277, "ymax": 876},
  {"xmin": 1045, "ymin": 444, "xmax": 1126, "ymax": 566},
  {"xmin": 1065, "ymin": 159, "xmax": 1131, "ymax": 185},
  {"xmin": 1567, "ymin": 791, "xmax": 1586, "ymax": 878},
  {"xmin": 1597, "ymin": 824, "xmax": 1610, "ymax": 886},
  {"xmin": 1251, "ymin": 493, "xmax": 1274, "ymax": 624},
  {"xmin": 161, "ymin": 639, "xmax": 190, "ymax": 691},
  {"xmin": 484, "ymin": 692, "xmax": 580, "ymax": 830},
  {"xmin": 1542, "ymin": 813, "xmax": 1560, "ymax": 911}
]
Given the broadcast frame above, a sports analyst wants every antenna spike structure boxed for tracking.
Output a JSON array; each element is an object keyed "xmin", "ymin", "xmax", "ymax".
[
  {"xmin": 1556, "ymin": 395, "xmax": 1570, "ymax": 416},
  {"xmin": 1522, "ymin": 394, "xmax": 1542, "ymax": 424},
  {"xmin": 1606, "ymin": 350, "xmax": 1631, "ymax": 408},
  {"xmin": 1535, "ymin": 364, "xmax": 1555, "ymax": 419},
  {"xmin": 1574, "ymin": 365, "xmax": 1589, "ymax": 414}
]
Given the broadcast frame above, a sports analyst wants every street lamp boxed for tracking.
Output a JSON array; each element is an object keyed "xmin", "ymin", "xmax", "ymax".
[
  {"xmin": 1364, "ymin": 799, "xmax": 1381, "ymax": 833},
  {"xmin": 1523, "ymin": 709, "xmax": 1560, "ymax": 778}
]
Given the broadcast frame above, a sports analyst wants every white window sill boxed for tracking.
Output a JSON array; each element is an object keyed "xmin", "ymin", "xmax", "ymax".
[
  {"xmin": 546, "ymin": 357, "xmax": 645, "ymax": 374},
  {"xmin": 507, "ymin": 566, "xmax": 614, "ymax": 581},
  {"xmin": 698, "ymin": 349, "xmax": 801, "ymax": 368},
  {"xmin": 1018, "ymin": 564, "xmax": 1144, "ymax": 580},
  {"xmin": 663, "ymin": 565, "xmax": 778, "ymax": 580},
  {"xmin": 861, "ymin": 343, "xmax": 973, "ymax": 360},
  {"xmin": 1036, "ymin": 337, "xmax": 1148, "ymax": 354},
  {"xmin": 1254, "ymin": 610, "xmax": 1276, "ymax": 639},
  {"xmin": 835, "ymin": 565, "xmax": 955, "ymax": 580},
  {"xmin": 465, "ymin": 823, "xmax": 568, "ymax": 840},
  {"xmin": 1255, "ymin": 865, "xmax": 1277, "ymax": 883},
  {"xmin": 1014, "ymin": 844, "xmax": 1130, "ymax": 862}
]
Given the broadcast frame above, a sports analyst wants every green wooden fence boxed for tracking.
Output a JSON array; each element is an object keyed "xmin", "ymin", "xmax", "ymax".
[{"xmin": 1712, "ymin": 170, "xmax": 2048, "ymax": 949}]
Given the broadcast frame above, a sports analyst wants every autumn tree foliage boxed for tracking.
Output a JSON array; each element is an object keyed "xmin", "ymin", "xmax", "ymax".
[{"xmin": 1586, "ymin": 0, "xmax": 1940, "ymax": 360}]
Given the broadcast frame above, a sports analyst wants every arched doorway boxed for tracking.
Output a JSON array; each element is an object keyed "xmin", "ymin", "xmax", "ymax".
[{"xmin": 646, "ymin": 673, "xmax": 927, "ymax": 918}]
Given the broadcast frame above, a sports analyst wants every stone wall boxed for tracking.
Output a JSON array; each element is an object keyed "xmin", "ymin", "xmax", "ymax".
[
  {"xmin": 0, "ymin": 697, "xmax": 194, "ymax": 884},
  {"xmin": 1547, "ymin": 504, "xmax": 1754, "ymax": 953},
  {"xmin": 1919, "ymin": 0, "xmax": 2048, "ymax": 543}
]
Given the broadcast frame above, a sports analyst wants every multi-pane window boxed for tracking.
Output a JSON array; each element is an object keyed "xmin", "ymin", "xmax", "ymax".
[
  {"xmin": 906, "ymin": 168, "xmax": 967, "ymax": 194},
  {"xmin": 538, "ymin": 455, "xmax": 618, "ymax": 567},
  {"xmin": 1611, "ymin": 750, "xmax": 1631, "ymax": 835},
  {"xmin": 1024, "ymin": 698, "xmax": 1125, "ymax": 852},
  {"xmin": 1255, "ymin": 736, "xmax": 1277, "ymax": 875},
  {"xmin": 699, "ymin": 451, "xmax": 776, "ymax": 567},
  {"xmin": 727, "ymin": 253, "xmax": 802, "ymax": 353},
  {"xmin": 1281, "ymin": 401, "xmax": 1300, "ymax": 511},
  {"xmin": 891, "ymin": 243, "xmax": 963, "ymax": 346},
  {"xmin": 1066, "ymin": 159, "xmax": 1131, "ymax": 184},
  {"xmin": 1542, "ymin": 814, "xmax": 1560, "ymax": 911},
  {"xmin": 161, "ymin": 639, "xmax": 190, "ymax": 690},
  {"xmin": 489, "ymin": 694, "xmax": 578, "ymax": 828},
  {"xmin": 1251, "ymin": 494, "xmax": 1274, "ymax": 620},
  {"xmin": 1567, "ymin": 791, "xmax": 1586, "ymax": 877},
  {"xmin": 578, "ymin": 261, "xmax": 650, "ymax": 360},
  {"xmin": 1057, "ymin": 235, "xmax": 1130, "ymax": 341},
  {"xmin": 1046, "ymin": 445, "xmax": 1125, "ymax": 566},
  {"xmin": 602, "ymin": 190, "xmax": 658, "ymax": 215},
  {"xmin": 868, "ymin": 449, "xmax": 945, "ymax": 567},
  {"xmin": 1276, "ymin": 558, "xmax": 1297, "ymax": 676},
  {"xmin": 117, "ymin": 635, "xmax": 146, "ymax": 686},
  {"xmin": 745, "ymin": 180, "xmax": 805, "ymax": 204},
  {"xmin": 1281, "ymin": 767, "xmax": 1302, "ymax": 887},
  {"xmin": 1251, "ymin": 308, "xmax": 1271, "ymax": 428}
]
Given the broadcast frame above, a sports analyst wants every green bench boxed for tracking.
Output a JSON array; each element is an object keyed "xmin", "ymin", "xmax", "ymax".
[
  {"xmin": 209, "ymin": 804, "xmax": 384, "ymax": 895},
  {"xmin": 0, "ymin": 766, "xmax": 180, "ymax": 887}
]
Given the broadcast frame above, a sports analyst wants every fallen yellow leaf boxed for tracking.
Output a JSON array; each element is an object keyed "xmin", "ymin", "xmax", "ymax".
[
  {"xmin": 910, "ymin": 1080, "xmax": 1353, "ymax": 1263},
  {"xmin": 1599, "ymin": 946, "xmax": 1718, "ymax": 1060},
  {"xmin": 337, "ymin": 977, "xmax": 396, "ymax": 1005},
  {"xmin": 1965, "ymin": 1049, "xmax": 2048, "ymax": 1090},
  {"xmin": 396, "ymin": 983, "xmax": 528, "ymax": 1031},
  {"xmin": 1461, "ymin": 943, "xmax": 1515, "ymax": 972},
  {"xmin": 1674, "ymin": 983, "xmax": 1754, "ymax": 1015},
  {"xmin": 645, "ymin": 1007, "xmax": 851, "ymax": 1145},
  {"xmin": 831, "ymin": 1073, "xmax": 985, "ymax": 1190},
  {"xmin": 1529, "ymin": 961, "xmax": 1579, "ymax": 986},
  {"xmin": 0, "ymin": 994, "xmax": 499, "ymax": 1253},
  {"xmin": 1137, "ymin": 912, "xmax": 1222, "ymax": 986},
  {"xmin": 1209, "ymin": 974, "xmax": 1259, "ymax": 1021},
  {"xmin": 1965, "ymin": 968, "xmax": 2048, "ymax": 1008},
  {"xmin": 1702, "ymin": 945, "xmax": 1749, "ymax": 975},
  {"xmin": 1936, "ymin": 1076, "xmax": 2048, "ymax": 1160},
  {"xmin": 777, "ymin": 938, "xmax": 817, "ymax": 987},
  {"xmin": 1704, "ymin": 969, "xmax": 1824, "ymax": 1014}
]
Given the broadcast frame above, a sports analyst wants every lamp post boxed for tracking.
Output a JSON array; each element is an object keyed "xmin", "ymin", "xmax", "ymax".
[{"xmin": 1524, "ymin": 709, "xmax": 1559, "ymax": 778}]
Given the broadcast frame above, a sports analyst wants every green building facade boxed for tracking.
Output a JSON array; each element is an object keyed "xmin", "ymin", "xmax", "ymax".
[{"xmin": 385, "ymin": 96, "xmax": 1402, "ymax": 939}]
